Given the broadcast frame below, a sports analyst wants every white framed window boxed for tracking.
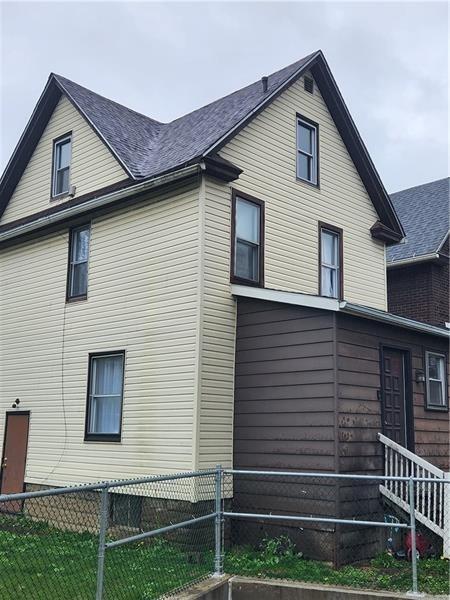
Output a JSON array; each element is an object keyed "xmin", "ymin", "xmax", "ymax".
[
  {"xmin": 320, "ymin": 225, "xmax": 342, "ymax": 299},
  {"xmin": 232, "ymin": 192, "xmax": 264, "ymax": 284},
  {"xmin": 67, "ymin": 224, "xmax": 90, "ymax": 300},
  {"xmin": 52, "ymin": 134, "xmax": 72, "ymax": 197},
  {"xmin": 297, "ymin": 117, "xmax": 318, "ymax": 185},
  {"xmin": 425, "ymin": 351, "xmax": 448, "ymax": 410},
  {"xmin": 85, "ymin": 352, "xmax": 125, "ymax": 440}
]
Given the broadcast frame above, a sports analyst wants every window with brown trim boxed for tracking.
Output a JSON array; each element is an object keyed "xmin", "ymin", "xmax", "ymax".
[
  {"xmin": 231, "ymin": 190, "xmax": 264, "ymax": 286},
  {"xmin": 52, "ymin": 133, "xmax": 72, "ymax": 197},
  {"xmin": 67, "ymin": 224, "xmax": 90, "ymax": 301},
  {"xmin": 297, "ymin": 115, "xmax": 318, "ymax": 185},
  {"xmin": 85, "ymin": 351, "xmax": 125, "ymax": 442},
  {"xmin": 319, "ymin": 223, "xmax": 343, "ymax": 299},
  {"xmin": 425, "ymin": 351, "xmax": 448, "ymax": 410}
]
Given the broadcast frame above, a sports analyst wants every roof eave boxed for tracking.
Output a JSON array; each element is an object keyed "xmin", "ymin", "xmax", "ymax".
[
  {"xmin": 52, "ymin": 76, "xmax": 135, "ymax": 180},
  {"xmin": 231, "ymin": 284, "xmax": 449, "ymax": 339},
  {"xmin": 0, "ymin": 164, "xmax": 201, "ymax": 244},
  {"xmin": 387, "ymin": 252, "xmax": 443, "ymax": 269},
  {"xmin": 0, "ymin": 76, "xmax": 61, "ymax": 219},
  {"xmin": 310, "ymin": 56, "xmax": 404, "ymax": 239},
  {"xmin": 370, "ymin": 221, "xmax": 404, "ymax": 245},
  {"xmin": 339, "ymin": 301, "xmax": 449, "ymax": 338}
]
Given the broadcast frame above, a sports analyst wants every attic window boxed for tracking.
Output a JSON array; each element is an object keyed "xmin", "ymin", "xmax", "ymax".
[
  {"xmin": 52, "ymin": 134, "xmax": 72, "ymax": 197},
  {"xmin": 304, "ymin": 76, "xmax": 314, "ymax": 94}
]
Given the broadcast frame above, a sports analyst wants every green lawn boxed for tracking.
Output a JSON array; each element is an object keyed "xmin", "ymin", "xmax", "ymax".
[
  {"xmin": 0, "ymin": 517, "xmax": 213, "ymax": 599},
  {"xmin": 224, "ymin": 536, "xmax": 450, "ymax": 596},
  {"xmin": 0, "ymin": 519, "xmax": 448, "ymax": 598}
]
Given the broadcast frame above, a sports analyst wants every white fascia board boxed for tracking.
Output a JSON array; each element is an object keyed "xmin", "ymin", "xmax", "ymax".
[{"xmin": 230, "ymin": 284, "xmax": 340, "ymax": 311}]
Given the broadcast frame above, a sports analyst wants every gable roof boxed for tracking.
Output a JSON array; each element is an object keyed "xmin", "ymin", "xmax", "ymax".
[
  {"xmin": 387, "ymin": 177, "xmax": 449, "ymax": 264},
  {"xmin": 0, "ymin": 50, "xmax": 404, "ymax": 239}
]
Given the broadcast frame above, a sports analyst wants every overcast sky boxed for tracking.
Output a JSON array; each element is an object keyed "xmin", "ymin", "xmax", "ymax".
[{"xmin": 1, "ymin": 1, "xmax": 448, "ymax": 192}]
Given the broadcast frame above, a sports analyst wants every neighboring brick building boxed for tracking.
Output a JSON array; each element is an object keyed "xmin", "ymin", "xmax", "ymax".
[{"xmin": 387, "ymin": 178, "xmax": 449, "ymax": 327}]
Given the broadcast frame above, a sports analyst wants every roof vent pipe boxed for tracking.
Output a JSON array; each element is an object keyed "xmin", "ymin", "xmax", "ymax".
[{"xmin": 261, "ymin": 76, "xmax": 268, "ymax": 93}]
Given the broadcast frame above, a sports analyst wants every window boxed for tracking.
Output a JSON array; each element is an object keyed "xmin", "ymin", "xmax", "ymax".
[
  {"xmin": 425, "ymin": 352, "xmax": 447, "ymax": 409},
  {"xmin": 85, "ymin": 352, "xmax": 125, "ymax": 441},
  {"xmin": 67, "ymin": 224, "xmax": 90, "ymax": 300},
  {"xmin": 320, "ymin": 224, "xmax": 343, "ymax": 299},
  {"xmin": 232, "ymin": 191, "xmax": 264, "ymax": 285},
  {"xmin": 297, "ymin": 117, "xmax": 318, "ymax": 185},
  {"xmin": 52, "ymin": 134, "xmax": 72, "ymax": 197}
]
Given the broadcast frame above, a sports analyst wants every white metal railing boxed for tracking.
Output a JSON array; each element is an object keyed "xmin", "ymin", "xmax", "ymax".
[{"xmin": 378, "ymin": 433, "xmax": 450, "ymax": 558}]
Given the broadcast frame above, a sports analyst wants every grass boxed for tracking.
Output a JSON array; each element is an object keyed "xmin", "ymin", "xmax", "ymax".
[
  {"xmin": 225, "ymin": 535, "xmax": 450, "ymax": 596},
  {"xmin": 0, "ymin": 515, "xmax": 212, "ymax": 599},
  {"xmin": 0, "ymin": 518, "xmax": 448, "ymax": 598}
]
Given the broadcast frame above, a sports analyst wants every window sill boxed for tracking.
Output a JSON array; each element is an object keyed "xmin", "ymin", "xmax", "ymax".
[
  {"xmin": 50, "ymin": 192, "xmax": 72, "ymax": 202},
  {"xmin": 231, "ymin": 276, "xmax": 264, "ymax": 288},
  {"xmin": 296, "ymin": 176, "xmax": 320, "ymax": 189},
  {"xmin": 84, "ymin": 435, "xmax": 122, "ymax": 443},
  {"xmin": 66, "ymin": 295, "xmax": 88, "ymax": 304},
  {"xmin": 424, "ymin": 404, "xmax": 448, "ymax": 413}
]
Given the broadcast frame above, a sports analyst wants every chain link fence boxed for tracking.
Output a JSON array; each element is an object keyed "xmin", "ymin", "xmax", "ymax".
[
  {"xmin": 0, "ymin": 467, "xmax": 449, "ymax": 598},
  {"xmin": 0, "ymin": 470, "xmax": 219, "ymax": 599}
]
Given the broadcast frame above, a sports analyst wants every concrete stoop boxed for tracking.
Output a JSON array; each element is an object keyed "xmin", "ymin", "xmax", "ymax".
[{"xmin": 169, "ymin": 575, "xmax": 447, "ymax": 600}]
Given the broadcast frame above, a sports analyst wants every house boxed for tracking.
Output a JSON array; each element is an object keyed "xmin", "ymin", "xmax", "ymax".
[
  {"xmin": 387, "ymin": 178, "xmax": 449, "ymax": 327},
  {"xmin": 0, "ymin": 50, "xmax": 448, "ymax": 564}
]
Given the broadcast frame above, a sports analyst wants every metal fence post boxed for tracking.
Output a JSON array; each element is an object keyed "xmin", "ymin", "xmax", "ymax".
[
  {"xmin": 214, "ymin": 464, "xmax": 223, "ymax": 577},
  {"xmin": 407, "ymin": 477, "xmax": 421, "ymax": 597},
  {"xmin": 96, "ymin": 486, "xmax": 110, "ymax": 600}
]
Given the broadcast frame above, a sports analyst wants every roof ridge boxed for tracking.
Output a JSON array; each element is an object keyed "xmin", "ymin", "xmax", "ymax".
[
  {"xmin": 52, "ymin": 73, "xmax": 163, "ymax": 126},
  {"xmin": 167, "ymin": 51, "xmax": 319, "ymax": 126}
]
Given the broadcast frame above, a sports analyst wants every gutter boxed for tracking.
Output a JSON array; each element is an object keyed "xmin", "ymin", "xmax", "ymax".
[
  {"xmin": 339, "ymin": 301, "xmax": 449, "ymax": 338},
  {"xmin": 0, "ymin": 164, "xmax": 200, "ymax": 243},
  {"xmin": 387, "ymin": 253, "xmax": 441, "ymax": 268}
]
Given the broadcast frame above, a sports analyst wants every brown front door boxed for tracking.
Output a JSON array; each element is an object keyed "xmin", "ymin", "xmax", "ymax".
[
  {"xmin": 1, "ymin": 412, "xmax": 30, "ymax": 510},
  {"xmin": 381, "ymin": 348, "xmax": 407, "ymax": 446}
]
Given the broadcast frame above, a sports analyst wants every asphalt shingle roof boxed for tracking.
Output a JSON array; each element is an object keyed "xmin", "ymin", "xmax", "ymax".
[
  {"xmin": 54, "ymin": 52, "xmax": 315, "ymax": 179},
  {"xmin": 0, "ymin": 49, "xmax": 403, "ymax": 239},
  {"xmin": 387, "ymin": 178, "xmax": 449, "ymax": 263}
]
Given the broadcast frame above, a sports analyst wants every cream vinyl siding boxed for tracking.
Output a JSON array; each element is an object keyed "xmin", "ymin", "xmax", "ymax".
[
  {"xmin": 1, "ymin": 96, "xmax": 127, "ymax": 225},
  {"xmin": 219, "ymin": 73, "xmax": 387, "ymax": 310},
  {"xmin": 0, "ymin": 184, "xmax": 200, "ymax": 486},
  {"xmin": 196, "ymin": 177, "xmax": 236, "ymax": 470}
]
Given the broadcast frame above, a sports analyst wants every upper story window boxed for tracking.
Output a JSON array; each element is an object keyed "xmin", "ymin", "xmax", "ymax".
[
  {"xmin": 425, "ymin": 351, "xmax": 448, "ymax": 410},
  {"xmin": 231, "ymin": 191, "xmax": 264, "ymax": 286},
  {"xmin": 319, "ymin": 223, "xmax": 343, "ymax": 299},
  {"xmin": 52, "ymin": 134, "xmax": 72, "ymax": 197},
  {"xmin": 67, "ymin": 224, "xmax": 90, "ymax": 301},
  {"xmin": 85, "ymin": 352, "xmax": 125, "ymax": 441},
  {"xmin": 297, "ymin": 116, "xmax": 318, "ymax": 185}
]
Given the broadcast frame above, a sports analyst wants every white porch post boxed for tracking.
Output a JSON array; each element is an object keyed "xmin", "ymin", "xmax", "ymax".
[{"xmin": 443, "ymin": 472, "xmax": 450, "ymax": 559}]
